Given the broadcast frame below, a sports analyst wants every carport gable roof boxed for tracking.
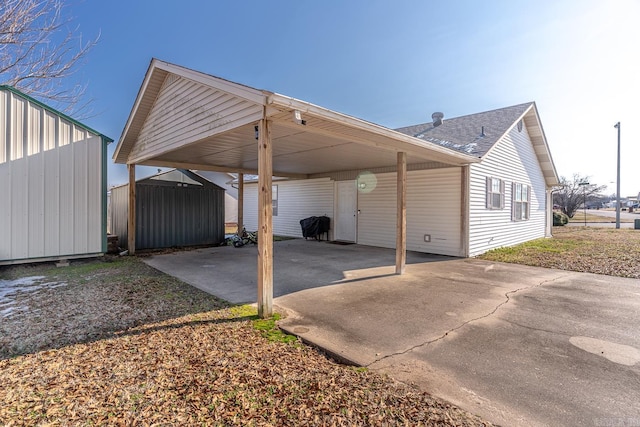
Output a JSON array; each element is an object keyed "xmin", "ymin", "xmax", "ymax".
[
  {"xmin": 395, "ymin": 103, "xmax": 559, "ymax": 186},
  {"xmin": 113, "ymin": 59, "xmax": 479, "ymax": 177}
]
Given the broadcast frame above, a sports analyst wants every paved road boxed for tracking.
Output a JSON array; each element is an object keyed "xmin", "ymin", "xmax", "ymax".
[
  {"xmin": 566, "ymin": 209, "xmax": 638, "ymax": 228},
  {"xmin": 587, "ymin": 209, "xmax": 639, "ymax": 220},
  {"xmin": 145, "ymin": 241, "xmax": 640, "ymax": 427}
]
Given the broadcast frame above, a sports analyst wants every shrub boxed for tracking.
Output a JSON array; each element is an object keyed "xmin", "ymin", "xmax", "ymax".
[{"xmin": 553, "ymin": 211, "xmax": 569, "ymax": 226}]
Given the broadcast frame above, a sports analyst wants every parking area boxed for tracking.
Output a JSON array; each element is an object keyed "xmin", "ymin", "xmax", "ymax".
[{"xmin": 145, "ymin": 239, "xmax": 640, "ymax": 426}]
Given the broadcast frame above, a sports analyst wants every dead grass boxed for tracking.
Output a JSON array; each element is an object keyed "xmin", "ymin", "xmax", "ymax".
[
  {"xmin": 479, "ymin": 227, "xmax": 640, "ymax": 278},
  {"xmin": 568, "ymin": 211, "xmax": 632, "ymax": 223},
  {"xmin": 0, "ymin": 257, "xmax": 491, "ymax": 426}
]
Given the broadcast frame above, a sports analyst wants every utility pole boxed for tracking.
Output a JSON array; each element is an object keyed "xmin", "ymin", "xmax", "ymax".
[
  {"xmin": 614, "ymin": 122, "xmax": 621, "ymax": 229},
  {"xmin": 579, "ymin": 181, "xmax": 589, "ymax": 226}
]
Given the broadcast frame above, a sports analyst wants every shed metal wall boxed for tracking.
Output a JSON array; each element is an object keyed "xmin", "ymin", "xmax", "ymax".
[
  {"xmin": 0, "ymin": 88, "xmax": 105, "ymax": 264},
  {"xmin": 110, "ymin": 180, "xmax": 225, "ymax": 250},
  {"xmin": 468, "ymin": 124, "xmax": 547, "ymax": 256}
]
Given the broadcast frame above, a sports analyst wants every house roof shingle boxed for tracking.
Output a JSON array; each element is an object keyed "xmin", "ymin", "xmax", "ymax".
[{"xmin": 394, "ymin": 102, "xmax": 534, "ymax": 158}]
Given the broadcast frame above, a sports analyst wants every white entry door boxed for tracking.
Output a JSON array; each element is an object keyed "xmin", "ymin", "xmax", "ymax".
[{"xmin": 335, "ymin": 180, "xmax": 357, "ymax": 242}]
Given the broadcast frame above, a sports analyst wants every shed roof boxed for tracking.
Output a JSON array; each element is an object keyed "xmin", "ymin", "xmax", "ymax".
[
  {"xmin": 110, "ymin": 168, "xmax": 222, "ymax": 191},
  {"xmin": 0, "ymin": 85, "xmax": 113, "ymax": 143},
  {"xmin": 113, "ymin": 59, "xmax": 480, "ymax": 178},
  {"xmin": 395, "ymin": 103, "xmax": 559, "ymax": 186}
]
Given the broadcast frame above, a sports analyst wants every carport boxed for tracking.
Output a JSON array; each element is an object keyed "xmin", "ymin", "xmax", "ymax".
[{"xmin": 113, "ymin": 59, "xmax": 479, "ymax": 317}]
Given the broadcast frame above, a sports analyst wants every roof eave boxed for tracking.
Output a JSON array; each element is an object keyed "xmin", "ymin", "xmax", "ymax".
[
  {"xmin": 479, "ymin": 102, "xmax": 559, "ymax": 187},
  {"xmin": 113, "ymin": 58, "xmax": 267, "ymax": 164},
  {"xmin": 113, "ymin": 58, "xmax": 163, "ymax": 163},
  {"xmin": 528, "ymin": 102, "xmax": 560, "ymax": 187},
  {"xmin": 267, "ymin": 93, "xmax": 480, "ymax": 166}
]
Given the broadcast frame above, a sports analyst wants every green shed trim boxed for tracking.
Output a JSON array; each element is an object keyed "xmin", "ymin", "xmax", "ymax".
[{"xmin": 0, "ymin": 85, "xmax": 114, "ymax": 143}]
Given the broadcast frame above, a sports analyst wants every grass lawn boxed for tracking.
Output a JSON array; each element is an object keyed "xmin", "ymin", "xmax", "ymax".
[
  {"xmin": 0, "ymin": 257, "xmax": 490, "ymax": 426},
  {"xmin": 478, "ymin": 227, "xmax": 640, "ymax": 278}
]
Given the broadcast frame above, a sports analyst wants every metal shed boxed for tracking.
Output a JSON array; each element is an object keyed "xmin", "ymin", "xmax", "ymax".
[
  {"xmin": 110, "ymin": 169, "xmax": 225, "ymax": 250},
  {"xmin": 0, "ymin": 86, "xmax": 112, "ymax": 265}
]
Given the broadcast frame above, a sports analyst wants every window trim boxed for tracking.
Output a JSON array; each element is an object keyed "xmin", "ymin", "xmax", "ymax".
[
  {"xmin": 272, "ymin": 184, "xmax": 278, "ymax": 216},
  {"xmin": 486, "ymin": 177, "xmax": 505, "ymax": 210},
  {"xmin": 511, "ymin": 182, "xmax": 531, "ymax": 221}
]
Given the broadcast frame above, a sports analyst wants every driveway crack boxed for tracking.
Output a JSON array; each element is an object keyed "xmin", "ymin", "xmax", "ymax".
[{"xmin": 366, "ymin": 273, "xmax": 569, "ymax": 367}]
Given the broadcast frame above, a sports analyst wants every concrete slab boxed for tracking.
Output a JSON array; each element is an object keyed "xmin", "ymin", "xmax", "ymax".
[
  {"xmin": 144, "ymin": 240, "xmax": 640, "ymax": 427},
  {"xmin": 143, "ymin": 239, "xmax": 449, "ymax": 304}
]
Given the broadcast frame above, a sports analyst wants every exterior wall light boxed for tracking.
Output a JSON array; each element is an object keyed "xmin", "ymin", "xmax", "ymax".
[{"xmin": 293, "ymin": 110, "xmax": 306, "ymax": 125}]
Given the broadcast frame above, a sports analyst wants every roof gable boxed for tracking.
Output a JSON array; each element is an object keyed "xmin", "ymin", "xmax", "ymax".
[
  {"xmin": 395, "ymin": 103, "xmax": 558, "ymax": 186},
  {"xmin": 113, "ymin": 59, "xmax": 266, "ymax": 164},
  {"xmin": 395, "ymin": 103, "xmax": 533, "ymax": 157},
  {"xmin": 112, "ymin": 59, "xmax": 481, "ymax": 176}
]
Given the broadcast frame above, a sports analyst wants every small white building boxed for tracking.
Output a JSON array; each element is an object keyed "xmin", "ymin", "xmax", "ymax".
[
  {"xmin": 194, "ymin": 170, "xmax": 239, "ymax": 225},
  {"xmin": 0, "ymin": 86, "xmax": 112, "ymax": 265}
]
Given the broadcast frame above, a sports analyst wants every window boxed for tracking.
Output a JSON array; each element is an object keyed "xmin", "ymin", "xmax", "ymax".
[
  {"xmin": 512, "ymin": 183, "xmax": 530, "ymax": 221},
  {"xmin": 486, "ymin": 177, "xmax": 505, "ymax": 209},
  {"xmin": 272, "ymin": 185, "xmax": 278, "ymax": 216}
]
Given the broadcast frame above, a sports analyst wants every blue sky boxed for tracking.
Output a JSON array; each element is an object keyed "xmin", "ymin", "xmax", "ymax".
[{"xmin": 63, "ymin": 0, "xmax": 639, "ymax": 196}]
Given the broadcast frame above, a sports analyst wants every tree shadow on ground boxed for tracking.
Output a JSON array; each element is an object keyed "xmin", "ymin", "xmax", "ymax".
[{"xmin": 0, "ymin": 257, "xmax": 256, "ymax": 360}]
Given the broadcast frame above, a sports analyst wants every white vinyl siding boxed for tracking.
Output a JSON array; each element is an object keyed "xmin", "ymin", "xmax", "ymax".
[
  {"xmin": 129, "ymin": 76, "xmax": 263, "ymax": 163},
  {"xmin": 357, "ymin": 168, "xmax": 462, "ymax": 256},
  {"xmin": 243, "ymin": 178, "xmax": 334, "ymax": 238},
  {"xmin": 468, "ymin": 124, "xmax": 547, "ymax": 256},
  {"xmin": 0, "ymin": 89, "xmax": 105, "ymax": 264},
  {"xmin": 243, "ymin": 168, "xmax": 462, "ymax": 256}
]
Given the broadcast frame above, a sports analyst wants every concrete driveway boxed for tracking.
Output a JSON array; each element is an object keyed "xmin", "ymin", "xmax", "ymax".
[{"xmin": 144, "ymin": 240, "xmax": 640, "ymax": 427}]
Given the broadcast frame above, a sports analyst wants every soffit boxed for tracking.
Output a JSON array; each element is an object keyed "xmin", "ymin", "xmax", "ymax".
[{"xmin": 117, "ymin": 60, "xmax": 480, "ymax": 177}]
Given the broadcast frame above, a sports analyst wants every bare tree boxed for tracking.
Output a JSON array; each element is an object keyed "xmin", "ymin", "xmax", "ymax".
[
  {"xmin": 553, "ymin": 174, "xmax": 607, "ymax": 218},
  {"xmin": 0, "ymin": 0, "xmax": 97, "ymax": 116}
]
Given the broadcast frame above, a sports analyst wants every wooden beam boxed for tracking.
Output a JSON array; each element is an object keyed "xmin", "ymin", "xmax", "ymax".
[
  {"xmin": 127, "ymin": 164, "xmax": 136, "ymax": 255},
  {"xmin": 461, "ymin": 165, "xmax": 470, "ymax": 257},
  {"xmin": 257, "ymin": 119, "xmax": 273, "ymax": 318},
  {"xmin": 137, "ymin": 159, "xmax": 309, "ymax": 179},
  {"xmin": 396, "ymin": 151, "xmax": 407, "ymax": 275},
  {"xmin": 237, "ymin": 173, "xmax": 244, "ymax": 233}
]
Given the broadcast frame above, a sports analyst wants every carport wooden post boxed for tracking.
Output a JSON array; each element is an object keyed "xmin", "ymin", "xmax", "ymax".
[
  {"xmin": 127, "ymin": 163, "xmax": 136, "ymax": 255},
  {"xmin": 257, "ymin": 118, "xmax": 273, "ymax": 318},
  {"xmin": 396, "ymin": 152, "xmax": 407, "ymax": 274},
  {"xmin": 461, "ymin": 165, "xmax": 470, "ymax": 257},
  {"xmin": 545, "ymin": 189, "xmax": 553, "ymax": 237},
  {"xmin": 237, "ymin": 173, "xmax": 244, "ymax": 232}
]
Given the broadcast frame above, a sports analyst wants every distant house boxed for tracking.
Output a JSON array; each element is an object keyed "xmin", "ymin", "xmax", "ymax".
[
  {"xmin": 109, "ymin": 169, "xmax": 225, "ymax": 250},
  {"xmin": 0, "ymin": 86, "xmax": 112, "ymax": 265},
  {"xmin": 193, "ymin": 170, "xmax": 238, "ymax": 226}
]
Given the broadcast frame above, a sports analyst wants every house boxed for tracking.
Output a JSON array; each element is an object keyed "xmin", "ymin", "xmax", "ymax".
[
  {"xmin": 112, "ymin": 58, "xmax": 558, "ymax": 315},
  {"xmin": 0, "ymin": 86, "xmax": 112, "ymax": 265},
  {"xmin": 193, "ymin": 170, "xmax": 239, "ymax": 229},
  {"xmin": 110, "ymin": 169, "xmax": 225, "ymax": 250},
  {"xmin": 242, "ymin": 104, "xmax": 558, "ymax": 257}
]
